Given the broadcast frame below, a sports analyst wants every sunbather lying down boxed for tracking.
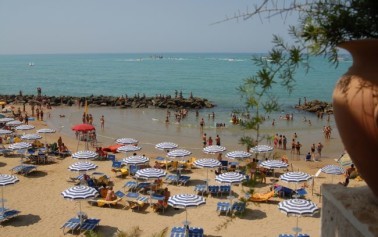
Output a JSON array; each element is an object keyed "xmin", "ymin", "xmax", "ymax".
[{"xmin": 249, "ymin": 190, "xmax": 275, "ymax": 202}]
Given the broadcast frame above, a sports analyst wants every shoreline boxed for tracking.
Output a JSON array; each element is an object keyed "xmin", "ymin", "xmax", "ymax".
[{"xmin": 0, "ymin": 103, "xmax": 359, "ymax": 237}]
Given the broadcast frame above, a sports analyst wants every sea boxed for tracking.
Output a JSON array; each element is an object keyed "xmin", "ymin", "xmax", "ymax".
[{"xmin": 0, "ymin": 53, "xmax": 352, "ymax": 157}]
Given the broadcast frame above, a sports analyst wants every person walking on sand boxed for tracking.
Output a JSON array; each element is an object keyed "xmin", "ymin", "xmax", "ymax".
[{"xmin": 202, "ymin": 133, "xmax": 207, "ymax": 147}]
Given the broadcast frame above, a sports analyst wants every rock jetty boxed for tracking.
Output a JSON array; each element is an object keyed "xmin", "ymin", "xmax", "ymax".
[
  {"xmin": 0, "ymin": 92, "xmax": 215, "ymax": 110},
  {"xmin": 295, "ymin": 99, "xmax": 333, "ymax": 114}
]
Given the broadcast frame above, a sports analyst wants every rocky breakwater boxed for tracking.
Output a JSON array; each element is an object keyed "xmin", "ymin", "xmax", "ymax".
[
  {"xmin": 295, "ymin": 99, "xmax": 333, "ymax": 114},
  {"xmin": 0, "ymin": 93, "xmax": 215, "ymax": 110}
]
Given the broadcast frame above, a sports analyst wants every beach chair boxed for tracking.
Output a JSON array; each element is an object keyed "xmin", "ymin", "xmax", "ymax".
[
  {"xmin": 79, "ymin": 218, "xmax": 101, "ymax": 233},
  {"xmin": 107, "ymin": 154, "xmax": 116, "ymax": 162},
  {"xmin": 216, "ymin": 202, "xmax": 231, "ymax": 216},
  {"xmin": 220, "ymin": 160, "xmax": 229, "ymax": 171},
  {"xmin": 111, "ymin": 161, "xmax": 128, "ymax": 177},
  {"xmin": 208, "ymin": 185, "xmax": 220, "ymax": 196},
  {"xmin": 170, "ymin": 226, "xmax": 185, "ymax": 237},
  {"xmin": 165, "ymin": 174, "xmax": 179, "ymax": 185},
  {"xmin": 294, "ymin": 188, "xmax": 308, "ymax": 199},
  {"xmin": 123, "ymin": 181, "xmax": 138, "ymax": 191},
  {"xmin": 194, "ymin": 184, "xmax": 207, "ymax": 195},
  {"xmin": 231, "ymin": 202, "xmax": 246, "ymax": 215},
  {"xmin": 178, "ymin": 175, "xmax": 190, "ymax": 186},
  {"xmin": 127, "ymin": 193, "xmax": 149, "ymax": 211},
  {"xmin": 219, "ymin": 185, "xmax": 231, "ymax": 196},
  {"xmin": 129, "ymin": 165, "xmax": 138, "ymax": 176},
  {"xmin": 10, "ymin": 164, "xmax": 37, "ymax": 176},
  {"xmin": 61, "ymin": 217, "xmax": 81, "ymax": 234},
  {"xmin": 249, "ymin": 190, "xmax": 275, "ymax": 202},
  {"xmin": 0, "ymin": 209, "xmax": 20, "ymax": 224},
  {"xmin": 275, "ymin": 185, "xmax": 294, "ymax": 198},
  {"xmin": 170, "ymin": 226, "xmax": 204, "ymax": 237},
  {"xmin": 151, "ymin": 193, "xmax": 168, "ymax": 213},
  {"xmin": 89, "ymin": 197, "xmax": 122, "ymax": 208}
]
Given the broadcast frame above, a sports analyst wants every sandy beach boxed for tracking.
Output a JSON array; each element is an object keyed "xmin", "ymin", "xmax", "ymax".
[{"xmin": 0, "ymin": 104, "xmax": 366, "ymax": 237}]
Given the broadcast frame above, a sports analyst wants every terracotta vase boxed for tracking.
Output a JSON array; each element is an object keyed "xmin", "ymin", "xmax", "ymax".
[{"xmin": 333, "ymin": 39, "xmax": 378, "ymax": 198}]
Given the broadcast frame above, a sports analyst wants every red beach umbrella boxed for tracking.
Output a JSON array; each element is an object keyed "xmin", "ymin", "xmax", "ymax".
[{"xmin": 72, "ymin": 124, "xmax": 95, "ymax": 132}]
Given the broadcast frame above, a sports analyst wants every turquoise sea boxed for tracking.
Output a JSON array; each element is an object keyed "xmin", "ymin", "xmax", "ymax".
[{"xmin": 0, "ymin": 53, "xmax": 351, "ymax": 155}]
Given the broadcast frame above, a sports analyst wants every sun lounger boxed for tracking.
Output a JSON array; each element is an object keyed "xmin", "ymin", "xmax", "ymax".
[
  {"xmin": 165, "ymin": 174, "xmax": 179, "ymax": 185},
  {"xmin": 219, "ymin": 185, "xmax": 231, "ymax": 196},
  {"xmin": 0, "ymin": 209, "xmax": 20, "ymax": 224},
  {"xmin": 250, "ymin": 190, "xmax": 275, "ymax": 202},
  {"xmin": 61, "ymin": 217, "xmax": 81, "ymax": 234},
  {"xmin": 111, "ymin": 161, "xmax": 128, "ymax": 177},
  {"xmin": 216, "ymin": 202, "xmax": 231, "ymax": 215},
  {"xmin": 89, "ymin": 197, "xmax": 122, "ymax": 208},
  {"xmin": 10, "ymin": 164, "xmax": 37, "ymax": 176},
  {"xmin": 274, "ymin": 185, "xmax": 294, "ymax": 198},
  {"xmin": 194, "ymin": 184, "xmax": 207, "ymax": 195},
  {"xmin": 80, "ymin": 218, "xmax": 101, "ymax": 232},
  {"xmin": 232, "ymin": 202, "xmax": 246, "ymax": 214},
  {"xmin": 170, "ymin": 226, "xmax": 204, "ymax": 237},
  {"xmin": 178, "ymin": 176, "xmax": 190, "ymax": 186},
  {"xmin": 208, "ymin": 185, "xmax": 220, "ymax": 196}
]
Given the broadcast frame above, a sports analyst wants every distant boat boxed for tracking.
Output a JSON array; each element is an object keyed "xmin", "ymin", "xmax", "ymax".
[{"xmin": 28, "ymin": 62, "xmax": 34, "ymax": 66}]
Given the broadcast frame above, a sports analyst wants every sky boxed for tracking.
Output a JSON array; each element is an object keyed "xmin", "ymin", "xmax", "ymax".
[{"xmin": 0, "ymin": 0, "xmax": 298, "ymax": 55}]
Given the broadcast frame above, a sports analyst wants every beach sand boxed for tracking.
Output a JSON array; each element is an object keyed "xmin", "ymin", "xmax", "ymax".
[{"xmin": 0, "ymin": 104, "xmax": 366, "ymax": 237}]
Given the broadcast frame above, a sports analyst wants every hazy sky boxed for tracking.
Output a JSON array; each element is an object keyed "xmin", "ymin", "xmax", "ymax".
[{"xmin": 0, "ymin": 0, "xmax": 298, "ymax": 54}]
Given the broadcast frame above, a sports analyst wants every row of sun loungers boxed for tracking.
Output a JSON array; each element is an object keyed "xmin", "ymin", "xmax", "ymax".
[
  {"xmin": 279, "ymin": 234, "xmax": 310, "ymax": 237},
  {"xmin": 216, "ymin": 201, "xmax": 246, "ymax": 215},
  {"xmin": 194, "ymin": 184, "xmax": 231, "ymax": 196},
  {"xmin": 170, "ymin": 226, "xmax": 204, "ymax": 237},
  {"xmin": 165, "ymin": 175, "xmax": 190, "ymax": 186}
]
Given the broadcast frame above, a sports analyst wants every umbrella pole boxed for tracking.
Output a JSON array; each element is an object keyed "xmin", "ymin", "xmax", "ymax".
[{"xmin": 1, "ymin": 186, "xmax": 4, "ymax": 214}]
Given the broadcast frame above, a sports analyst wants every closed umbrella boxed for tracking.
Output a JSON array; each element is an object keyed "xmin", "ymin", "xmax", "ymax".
[
  {"xmin": 0, "ymin": 174, "xmax": 19, "ymax": 213},
  {"xmin": 168, "ymin": 194, "xmax": 206, "ymax": 228},
  {"xmin": 116, "ymin": 137, "xmax": 138, "ymax": 145},
  {"xmin": 72, "ymin": 150, "xmax": 98, "ymax": 160},
  {"xmin": 278, "ymin": 199, "xmax": 319, "ymax": 236},
  {"xmin": 61, "ymin": 186, "xmax": 98, "ymax": 224},
  {"xmin": 194, "ymin": 158, "xmax": 221, "ymax": 188}
]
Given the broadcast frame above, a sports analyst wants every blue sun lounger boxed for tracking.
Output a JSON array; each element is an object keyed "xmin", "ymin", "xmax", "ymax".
[
  {"xmin": 10, "ymin": 164, "xmax": 37, "ymax": 176},
  {"xmin": 232, "ymin": 202, "xmax": 246, "ymax": 214},
  {"xmin": 0, "ymin": 209, "xmax": 20, "ymax": 223},
  {"xmin": 216, "ymin": 202, "xmax": 231, "ymax": 215},
  {"xmin": 170, "ymin": 226, "xmax": 204, "ymax": 237},
  {"xmin": 279, "ymin": 234, "xmax": 310, "ymax": 237},
  {"xmin": 61, "ymin": 217, "xmax": 100, "ymax": 234}
]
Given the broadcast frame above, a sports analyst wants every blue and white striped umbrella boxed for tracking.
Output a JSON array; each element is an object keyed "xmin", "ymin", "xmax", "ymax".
[
  {"xmin": 260, "ymin": 160, "xmax": 289, "ymax": 169},
  {"xmin": 250, "ymin": 145, "xmax": 274, "ymax": 153},
  {"xmin": 167, "ymin": 149, "xmax": 191, "ymax": 158},
  {"xmin": 203, "ymin": 145, "xmax": 226, "ymax": 154},
  {"xmin": 0, "ymin": 174, "xmax": 19, "ymax": 212},
  {"xmin": 0, "ymin": 129, "xmax": 13, "ymax": 135},
  {"xmin": 155, "ymin": 142, "xmax": 178, "ymax": 151},
  {"xmin": 194, "ymin": 158, "xmax": 221, "ymax": 168},
  {"xmin": 278, "ymin": 199, "xmax": 319, "ymax": 234},
  {"xmin": 37, "ymin": 128, "xmax": 56, "ymax": 134},
  {"xmin": 8, "ymin": 142, "xmax": 32, "ymax": 150},
  {"xmin": 226, "ymin": 150, "xmax": 252, "ymax": 159},
  {"xmin": 135, "ymin": 168, "xmax": 166, "ymax": 179},
  {"xmin": 117, "ymin": 145, "xmax": 142, "ymax": 153},
  {"xmin": 116, "ymin": 137, "xmax": 138, "ymax": 145},
  {"xmin": 280, "ymin": 172, "xmax": 312, "ymax": 183},
  {"xmin": 68, "ymin": 162, "xmax": 98, "ymax": 172},
  {"xmin": 321, "ymin": 165, "xmax": 345, "ymax": 175},
  {"xmin": 215, "ymin": 172, "xmax": 246, "ymax": 184},
  {"xmin": 168, "ymin": 194, "xmax": 206, "ymax": 225},
  {"xmin": 72, "ymin": 150, "xmax": 98, "ymax": 160},
  {"xmin": 6, "ymin": 120, "xmax": 23, "ymax": 126},
  {"xmin": 0, "ymin": 118, "xmax": 14, "ymax": 123},
  {"xmin": 15, "ymin": 125, "xmax": 35, "ymax": 131},
  {"xmin": 21, "ymin": 133, "xmax": 42, "ymax": 141},
  {"xmin": 122, "ymin": 155, "xmax": 149, "ymax": 165},
  {"xmin": 168, "ymin": 194, "xmax": 206, "ymax": 209}
]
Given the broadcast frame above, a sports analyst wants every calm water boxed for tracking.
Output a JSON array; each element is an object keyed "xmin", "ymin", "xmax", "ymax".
[{"xmin": 0, "ymin": 53, "xmax": 350, "ymax": 155}]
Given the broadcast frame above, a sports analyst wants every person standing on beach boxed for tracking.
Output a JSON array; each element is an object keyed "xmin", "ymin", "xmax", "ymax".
[
  {"xmin": 100, "ymin": 115, "xmax": 105, "ymax": 130},
  {"xmin": 310, "ymin": 143, "xmax": 316, "ymax": 161},
  {"xmin": 208, "ymin": 136, "xmax": 213, "ymax": 146},
  {"xmin": 202, "ymin": 133, "xmax": 207, "ymax": 147},
  {"xmin": 282, "ymin": 135, "xmax": 287, "ymax": 150},
  {"xmin": 200, "ymin": 118, "xmax": 205, "ymax": 130},
  {"xmin": 40, "ymin": 109, "xmax": 44, "ymax": 121},
  {"xmin": 317, "ymin": 142, "xmax": 324, "ymax": 158},
  {"xmin": 215, "ymin": 135, "xmax": 221, "ymax": 146}
]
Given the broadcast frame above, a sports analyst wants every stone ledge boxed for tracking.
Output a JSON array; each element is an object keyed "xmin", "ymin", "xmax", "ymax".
[{"xmin": 321, "ymin": 184, "xmax": 378, "ymax": 237}]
